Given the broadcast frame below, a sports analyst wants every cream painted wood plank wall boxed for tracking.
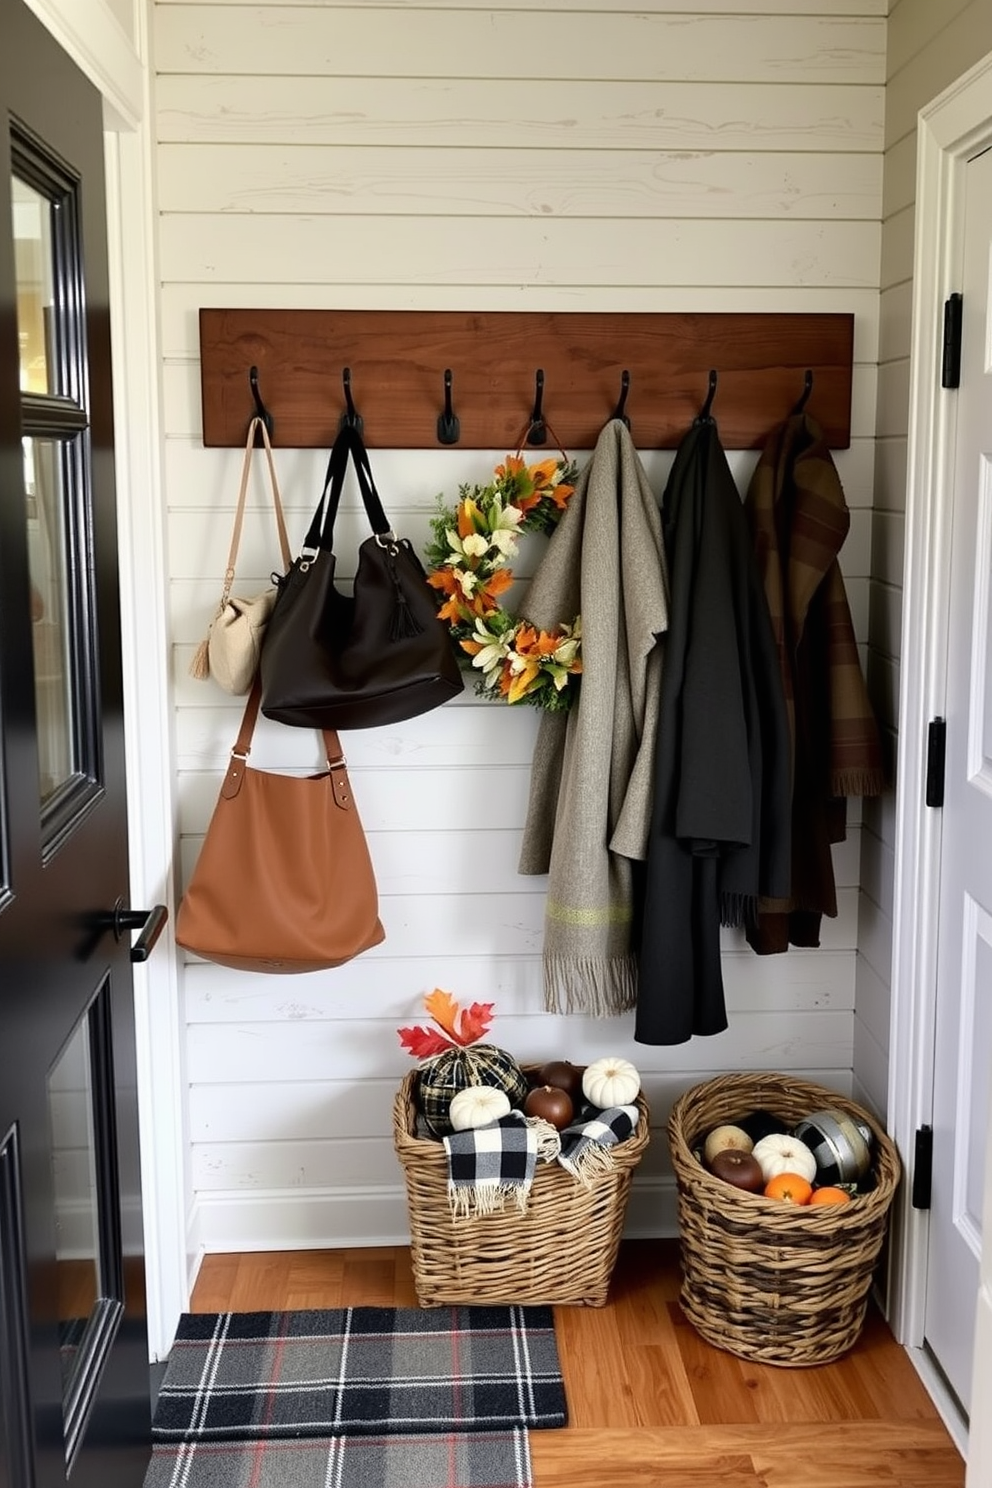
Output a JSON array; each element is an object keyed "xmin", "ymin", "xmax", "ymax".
[
  {"xmin": 857, "ymin": 0, "xmax": 992, "ymax": 1123},
  {"xmin": 153, "ymin": 0, "xmax": 885, "ymax": 1254}
]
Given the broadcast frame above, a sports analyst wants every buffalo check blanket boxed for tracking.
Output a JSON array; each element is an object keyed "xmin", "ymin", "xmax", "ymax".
[
  {"xmin": 145, "ymin": 1428, "xmax": 533, "ymax": 1488},
  {"xmin": 444, "ymin": 1113, "xmax": 540, "ymax": 1217},
  {"xmin": 151, "ymin": 1305, "xmax": 567, "ymax": 1443},
  {"xmin": 558, "ymin": 1104, "xmax": 639, "ymax": 1184},
  {"xmin": 444, "ymin": 1105, "xmax": 640, "ymax": 1213}
]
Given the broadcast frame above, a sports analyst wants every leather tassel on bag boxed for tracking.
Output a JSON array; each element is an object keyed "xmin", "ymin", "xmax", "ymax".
[{"xmin": 386, "ymin": 544, "xmax": 425, "ymax": 641}]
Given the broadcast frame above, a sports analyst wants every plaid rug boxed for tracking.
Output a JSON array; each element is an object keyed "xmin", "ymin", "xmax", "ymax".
[
  {"xmin": 145, "ymin": 1428, "xmax": 533, "ymax": 1488},
  {"xmin": 152, "ymin": 1305, "xmax": 567, "ymax": 1442}
]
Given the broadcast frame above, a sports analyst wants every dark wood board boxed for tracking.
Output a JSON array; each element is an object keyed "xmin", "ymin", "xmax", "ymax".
[{"xmin": 199, "ymin": 308, "xmax": 854, "ymax": 451}]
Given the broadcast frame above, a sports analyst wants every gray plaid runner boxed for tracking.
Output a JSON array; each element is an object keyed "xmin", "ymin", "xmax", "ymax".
[
  {"xmin": 152, "ymin": 1305, "xmax": 567, "ymax": 1442},
  {"xmin": 145, "ymin": 1428, "xmax": 532, "ymax": 1488}
]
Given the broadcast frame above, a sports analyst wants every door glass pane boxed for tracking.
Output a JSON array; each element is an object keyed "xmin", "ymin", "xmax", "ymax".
[
  {"xmin": 23, "ymin": 438, "xmax": 74, "ymax": 804},
  {"xmin": 48, "ymin": 1015, "xmax": 101, "ymax": 1399},
  {"xmin": 11, "ymin": 176, "xmax": 54, "ymax": 395}
]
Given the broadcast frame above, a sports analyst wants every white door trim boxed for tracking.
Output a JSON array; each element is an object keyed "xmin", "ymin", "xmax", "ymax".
[
  {"xmin": 890, "ymin": 46, "xmax": 992, "ymax": 1476},
  {"xmin": 20, "ymin": 0, "xmax": 142, "ymax": 128},
  {"xmin": 104, "ymin": 120, "xmax": 190, "ymax": 1362},
  {"xmin": 24, "ymin": 0, "xmax": 190, "ymax": 1361},
  {"xmin": 102, "ymin": 17, "xmax": 191, "ymax": 1361}
]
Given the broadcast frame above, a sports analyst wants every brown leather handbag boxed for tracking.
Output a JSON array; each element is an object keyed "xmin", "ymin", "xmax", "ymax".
[
  {"xmin": 259, "ymin": 423, "xmax": 463, "ymax": 730},
  {"xmin": 175, "ymin": 681, "xmax": 384, "ymax": 973}
]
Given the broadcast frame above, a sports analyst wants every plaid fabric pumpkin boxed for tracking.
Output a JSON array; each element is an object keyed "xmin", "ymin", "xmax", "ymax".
[{"xmin": 417, "ymin": 1044, "xmax": 528, "ymax": 1137}]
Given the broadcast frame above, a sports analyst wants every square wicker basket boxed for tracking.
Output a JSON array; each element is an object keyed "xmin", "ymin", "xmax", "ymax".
[
  {"xmin": 392, "ymin": 1069, "xmax": 650, "ymax": 1308},
  {"xmin": 668, "ymin": 1072, "xmax": 902, "ymax": 1367}
]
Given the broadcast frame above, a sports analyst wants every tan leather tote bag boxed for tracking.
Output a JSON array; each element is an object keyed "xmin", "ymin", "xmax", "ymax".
[{"xmin": 175, "ymin": 680, "xmax": 384, "ymax": 972}]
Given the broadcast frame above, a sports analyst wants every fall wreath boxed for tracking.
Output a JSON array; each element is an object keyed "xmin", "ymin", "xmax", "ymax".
[{"xmin": 423, "ymin": 450, "xmax": 583, "ymax": 710}]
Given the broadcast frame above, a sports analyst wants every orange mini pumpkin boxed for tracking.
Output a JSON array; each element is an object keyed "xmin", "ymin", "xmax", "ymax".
[
  {"xmin": 763, "ymin": 1171, "xmax": 813, "ymax": 1205},
  {"xmin": 809, "ymin": 1186, "xmax": 852, "ymax": 1206}
]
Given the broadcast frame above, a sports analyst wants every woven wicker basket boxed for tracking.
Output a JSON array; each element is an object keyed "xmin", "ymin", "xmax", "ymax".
[
  {"xmin": 668, "ymin": 1072, "xmax": 901, "ymax": 1367},
  {"xmin": 393, "ymin": 1069, "xmax": 650, "ymax": 1307}
]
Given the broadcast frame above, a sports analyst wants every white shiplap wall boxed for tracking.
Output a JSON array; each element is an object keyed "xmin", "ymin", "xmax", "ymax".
[
  {"xmin": 856, "ymin": 0, "xmax": 992, "ymax": 1122},
  {"xmin": 153, "ymin": 0, "xmax": 885, "ymax": 1255}
]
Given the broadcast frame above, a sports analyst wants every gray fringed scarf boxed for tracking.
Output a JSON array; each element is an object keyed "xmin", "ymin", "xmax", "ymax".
[{"xmin": 518, "ymin": 419, "xmax": 670, "ymax": 1015}]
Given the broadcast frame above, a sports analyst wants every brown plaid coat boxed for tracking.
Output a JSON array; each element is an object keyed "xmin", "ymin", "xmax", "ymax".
[{"xmin": 743, "ymin": 412, "xmax": 885, "ymax": 953}]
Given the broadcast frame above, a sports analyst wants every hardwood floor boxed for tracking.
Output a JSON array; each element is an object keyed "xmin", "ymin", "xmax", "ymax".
[{"xmin": 190, "ymin": 1239, "xmax": 965, "ymax": 1487}]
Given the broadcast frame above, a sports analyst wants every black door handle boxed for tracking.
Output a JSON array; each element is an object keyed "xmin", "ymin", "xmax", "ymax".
[{"xmin": 112, "ymin": 902, "xmax": 169, "ymax": 962}]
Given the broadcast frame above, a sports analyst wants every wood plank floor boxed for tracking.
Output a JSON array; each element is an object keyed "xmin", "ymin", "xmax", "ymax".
[{"xmin": 190, "ymin": 1239, "xmax": 965, "ymax": 1487}]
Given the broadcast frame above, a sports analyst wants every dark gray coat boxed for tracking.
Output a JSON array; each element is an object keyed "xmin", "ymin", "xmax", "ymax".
[{"xmin": 635, "ymin": 419, "xmax": 791, "ymax": 1046}]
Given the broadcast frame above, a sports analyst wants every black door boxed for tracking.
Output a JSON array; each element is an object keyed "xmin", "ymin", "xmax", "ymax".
[{"xmin": 0, "ymin": 2, "xmax": 164, "ymax": 1484}]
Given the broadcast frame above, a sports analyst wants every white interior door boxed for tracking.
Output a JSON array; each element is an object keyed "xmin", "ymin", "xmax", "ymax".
[{"xmin": 923, "ymin": 142, "xmax": 992, "ymax": 1419}]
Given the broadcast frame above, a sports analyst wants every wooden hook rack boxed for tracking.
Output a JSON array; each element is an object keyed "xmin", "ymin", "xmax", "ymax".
[{"xmin": 199, "ymin": 309, "xmax": 854, "ymax": 451}]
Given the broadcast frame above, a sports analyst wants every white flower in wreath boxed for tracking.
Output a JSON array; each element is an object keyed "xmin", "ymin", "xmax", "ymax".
[
  {"xmin": 552, "ymin": 625, "xmax": 581, "ymax": 670},
  {"xmin": 448, "ymin": 529, "xmax": 490, "ymax": 562},
  {"xmin": 487, "ymin": 500, "xmax": 525, "ymax": 556},
  {"xmin": 466, "ymin": 617, "xmax": 512, "ymax": 679}
]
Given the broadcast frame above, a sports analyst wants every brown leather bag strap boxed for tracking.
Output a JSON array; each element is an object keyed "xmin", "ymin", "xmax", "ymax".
[
  {"xmin": 512, "ymin": 415, "xmax": 569, "ymax": 465},
  {"xmin": 233, "ymin": 678, "xmax": 344, "ymax": 766}
]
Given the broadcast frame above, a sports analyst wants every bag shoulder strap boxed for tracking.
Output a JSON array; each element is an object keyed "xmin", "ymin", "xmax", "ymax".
[
  {"xmin": 256, "ymin": 419, "xmax": 294, "ymax": 574},
  {"xmin": 219, "ymin": 418, "xmax": 293, "ymax": 607},
  {"xmin": 513, "ymin": 414, "xmax": 570, "ymax": 466},
  {"xmin": 227, "ymin": 680, "xmax": 348, "ymax": 798},
  {"xmin": 302, "ymin": 424, "xmax": 392, "ymax": 553}
]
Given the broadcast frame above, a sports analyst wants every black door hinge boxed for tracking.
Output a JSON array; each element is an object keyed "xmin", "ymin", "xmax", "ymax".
[
  {"xmin": 925, "ymin": 717, "xmax": 946, "ymax": 807},
  {"xmin": 942, "ymin": 293, "xmax": 963, "ymax": 388},
  {"xmin": 912, "ymin": 1124, "xmax": 933, "ymax": 1210}
]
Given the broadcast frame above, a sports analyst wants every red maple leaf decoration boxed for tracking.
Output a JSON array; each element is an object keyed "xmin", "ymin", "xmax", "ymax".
[{"xmin": 398, "ymin": 989, "xmax": 495, "ymax": 1058}]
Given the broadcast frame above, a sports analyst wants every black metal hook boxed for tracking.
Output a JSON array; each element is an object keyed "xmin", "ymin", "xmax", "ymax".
[
  {"xmin": 792, "ymin": 368, "xmax": 814, "ymax": 415},
  {"xmin": 527, "ymin": 368, "xmax": 547, "ymax": 446},
  {"xmin": 248, "ymin": 366, "xmax": 274, "ymax": 445},
  {"xmin": 694, "ymin": 368, "xmax": 718, "ymax": 425},
  {"xmin": 436, "ymin": 367, "xmax": 460, "ymax": 445},
  {"xmin": 613, "ymin": 369, "xmax": 631, "ymax": 429},
  {"xmin": 339, "ymin": 366, "xmax": 364, "ymax": 434}
]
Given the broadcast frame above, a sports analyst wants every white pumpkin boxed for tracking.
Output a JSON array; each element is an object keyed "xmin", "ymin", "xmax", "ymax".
[
  {"xmin": 581, "ymin": 1056, "xmax": 640, "ymax": 1110},
  {"xmin": 447, "ymin": 1085, "xmax": 512, "ymax": 1131},
  {"xmin": 751, "ymin": 1132, "xmax": 817, "ymax": 1184}
]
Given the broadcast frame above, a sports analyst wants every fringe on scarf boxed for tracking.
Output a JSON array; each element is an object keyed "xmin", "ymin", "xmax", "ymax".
[
  {"xmin": 559, "ymin": 1144, "xmax": 617, "ymax": 1189},
  {"xmin": 720, "ymin": 892, "xmax": 757, "ymax": 930},
  {"xmin": 830, "ymin": 767, "xmax": 885, "ymax": 798},
  {"xmin": 543, "ymin": 955, "xmax": 637, "ymax": 1017},
  {"xmin": 447, "ymin": 1182, "xmax": 529, "ymax": 1219},
  {"xmin": 522, "ymin": 1117, "xmax": 562, "ymax": 1162}
]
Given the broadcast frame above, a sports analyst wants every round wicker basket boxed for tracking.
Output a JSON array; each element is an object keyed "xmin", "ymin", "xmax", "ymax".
[
  {"xmin": 393, "ymin": 1069, "xmax": 650, "ymax": 1307},
  {"xmin": 668, "ymin": 1072, "xmax": 902, "ymax": 1367}
]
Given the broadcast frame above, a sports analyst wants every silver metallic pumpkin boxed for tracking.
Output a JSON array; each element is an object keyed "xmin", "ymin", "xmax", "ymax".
[{"xmin": 792, "ymin": 1108, "xmax": 873, "ymax": 1184}]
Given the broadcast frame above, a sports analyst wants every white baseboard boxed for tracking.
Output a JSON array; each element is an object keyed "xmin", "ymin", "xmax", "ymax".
[
  {"xmin": 187, "ymin": 1177, "xmax": 679, "ymax": 1256},
  {"xmin": 906, "ymin": 1345, "xmax": 969, "ymax": 1462}
]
